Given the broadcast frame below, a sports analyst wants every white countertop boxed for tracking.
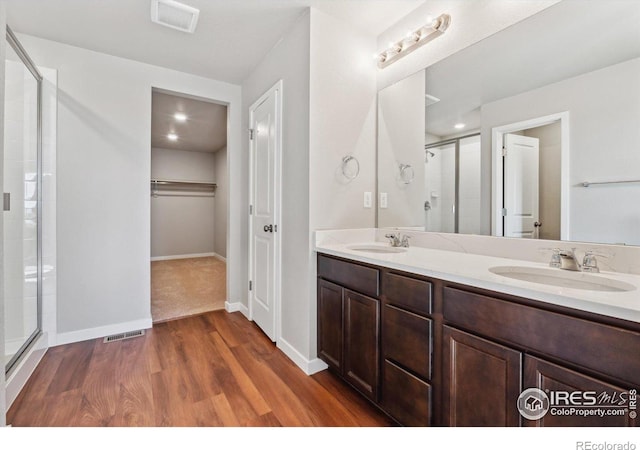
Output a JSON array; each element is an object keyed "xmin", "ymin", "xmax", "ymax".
[{"xmin": 315, "ymin": 240, "xmax": 640, "ymax": 324}]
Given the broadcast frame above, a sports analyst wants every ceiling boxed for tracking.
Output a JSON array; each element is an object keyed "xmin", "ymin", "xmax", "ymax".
[
  {"xmin": 424, "ymin": 0, "xmax": 640, "ymax": 137},
  {"xmin": 6, "ymin": 0, "xmax": 424, "ymax": 84},
  {"xmin": 151, "ymin": 90, "xmax": 227, "ymax": 152}
]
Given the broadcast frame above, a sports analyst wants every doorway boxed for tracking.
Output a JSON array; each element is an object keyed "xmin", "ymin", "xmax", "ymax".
[
  {"xmin": 149, "ymin": 89, "xmax": 228, "ymax": 322},
  {"xmin": 491, "ymin": 112, "xmax": 569, "ymax": 240}
]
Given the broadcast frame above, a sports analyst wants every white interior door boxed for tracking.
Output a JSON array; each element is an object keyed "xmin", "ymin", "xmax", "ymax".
[
  {"xmin": 249, "ymin": 81, "xmax": 281, "ymax": 342},
  {"xmin": 503, "ymin": 133, "xmax": 540, "ymax": 238}
]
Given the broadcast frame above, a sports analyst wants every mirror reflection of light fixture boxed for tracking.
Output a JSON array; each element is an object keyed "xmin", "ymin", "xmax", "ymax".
[{"xmin": 377, "ymin": 13, "xmax": 451, "ymax": 69}]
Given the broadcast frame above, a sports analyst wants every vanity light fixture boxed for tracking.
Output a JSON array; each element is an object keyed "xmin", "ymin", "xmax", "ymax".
[
  {"xmin": 167, "ymin": 133, "xmax": 178, "ymax": 141},
  {"xmin": 377, "ymin": 13, "xmax": 451, "ymax": 69},
  {"xmin": 174, "ymin": 112, "xmax": 187, "ymax": 122}
]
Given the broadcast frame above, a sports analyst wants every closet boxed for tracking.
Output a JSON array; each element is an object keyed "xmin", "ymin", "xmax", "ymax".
[{"xmin": 149, "ymin": 89, "xmax": 227, "ymax": 322}]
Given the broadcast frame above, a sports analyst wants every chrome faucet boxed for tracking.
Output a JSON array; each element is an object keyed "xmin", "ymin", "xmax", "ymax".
[
  {"xmin": 555, "ymin": 248, "xmax": 600, "ymax": 273},
  {"xmin": 558, "ymin": 249, "xmax": 581, "ymax": 271},
  {"xmin": 385, "ymin": 233, "xmax": 411, "ymax": 248}
]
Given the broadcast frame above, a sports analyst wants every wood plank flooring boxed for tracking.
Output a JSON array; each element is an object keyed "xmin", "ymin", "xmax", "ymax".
[{"xmin": 7, "ymin": 311, "xmax": 394, "ymax": 427}]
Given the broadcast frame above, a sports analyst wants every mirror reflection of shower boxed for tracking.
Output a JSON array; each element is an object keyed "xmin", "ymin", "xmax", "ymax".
[{"xmin": 424, "ymin": 134, "xmax": 481, "ymax": 233}]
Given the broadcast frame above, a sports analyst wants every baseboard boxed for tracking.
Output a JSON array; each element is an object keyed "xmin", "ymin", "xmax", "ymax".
[
  {"xmin": 213, "ymin": 253, "xmax": 226, "ymax": 262},
  {"xmin": 277, "ymin": 337, "xmax": 328, "ymax": 375},
  {"xmin": 6, "ymin": 333, "xmax": 48, "ymax": 411},
  {"xmin": 225, "ymin": 301, "xmax": 249, "ymax": 318},
  {"xmin": 54, "ymin": 317, "xmax": 153, "ymax": 346},
  {"xmin": 150, "ymin": 252, "xmax": 216, "ymax": 261}
]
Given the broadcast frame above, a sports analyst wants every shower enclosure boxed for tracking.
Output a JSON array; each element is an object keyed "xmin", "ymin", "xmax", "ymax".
[
  {"xmin": 424, "ymin": 133, "xmax": 481, "ymax": 234},
  {"xmin": 3, "ymin": 27, "xmax": 43, "ymax": 374}
]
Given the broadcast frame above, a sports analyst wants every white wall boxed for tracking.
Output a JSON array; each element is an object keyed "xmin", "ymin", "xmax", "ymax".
[
  {"xmin": 308, "ymin": 8, "xmax": 378, "ymax": 360},
  {"xmin": 17, "ymin": 34, "xmax": 242, "ymax": 338},
  {"xmin": 458, "ymin": 135, "xmax": 481, "ymax": 234},
  {"xmin": 241, "ymin": 12, "xmax": 311, "ymax": 361},
  {"xmin": 481, "ymin": 57, "xmax": 640, "ymax": 245},
  {"xmin": 0, "ymin": 0, "xmax": 7, "ymax": 427},
  {"xmin": 150, "ymin": 147, "xmax": 216, "ymax": 258},
  {"xmin": 377, "ymin": 70, "xmax": 425, "ymax": 228},
  {"xmin": 214, "ymin": 146, "xmax": 227, "ymax": 258},
  {"xmin": 376, "ymin": 0, "xmax": 560, "ymax": 90},
  {"xmin": 151, "ymin": 147, "xmax": 215, "ymax": 182}
]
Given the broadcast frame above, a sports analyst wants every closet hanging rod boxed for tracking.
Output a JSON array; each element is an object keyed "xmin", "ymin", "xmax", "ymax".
[{"xmin": 151, "ymin": 179, "xmax": 217, "ymax": 188}]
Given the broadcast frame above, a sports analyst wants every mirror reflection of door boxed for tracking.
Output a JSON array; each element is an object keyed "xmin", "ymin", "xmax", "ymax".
[
  {"xmin": 501, "ymin": 121, "xmax": 561, "ymax": 240},
  {"xmin": 425, "ymin": 134, "xmax": 481, "ymax": 234},
  {"xmin": 503, "ymin": 134, "xmax": 540, "ymax": 238}
]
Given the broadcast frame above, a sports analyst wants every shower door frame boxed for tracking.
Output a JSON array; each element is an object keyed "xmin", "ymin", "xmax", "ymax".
[
  {"xmin": 4, "ymin": 26, "xmax": 44, "ymax": 375},
  {"xmin": 425, "ymin": 132, "xmax": 480, "ymax": 233}
]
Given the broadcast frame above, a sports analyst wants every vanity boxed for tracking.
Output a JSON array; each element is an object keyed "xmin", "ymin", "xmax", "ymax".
[{"xmin": 315, "ymin": 231, "xmax": 640, "ymax": 427}]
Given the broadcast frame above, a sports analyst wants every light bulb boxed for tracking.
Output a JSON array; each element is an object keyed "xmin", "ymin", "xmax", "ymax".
[
  {"xmin": 167, "ymin": 133, "xmax": 178, "ymax": 141},
  {"xmin": 174, "ymin": 112, "xmax": 187, "ymax": 122},
  {"xmin": 454, "ymin": 123, "xmax": 466, "ymax": 130}
]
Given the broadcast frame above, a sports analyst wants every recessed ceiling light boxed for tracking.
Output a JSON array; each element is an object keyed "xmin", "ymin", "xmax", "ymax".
[
  {"xmin": 454, "ymin": 123, "xmax": 466, "ymax": 129},
  {"xmin": 174, "ymin": 112, "xmax": 187, "ymax": 122},
  {"xmin": 167, "ymin": 133, "xmax": 178, "ymax": 141}
]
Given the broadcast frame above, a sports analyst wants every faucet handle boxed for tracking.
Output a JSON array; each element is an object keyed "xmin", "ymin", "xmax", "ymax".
[
  {"xmin": 582, "ymin": 251, "xmax": 601, "ymax": 273},
  {"xmin": 548, "ymin": 248, "xmax": 561, "ymax": 268},
  {"xmin": 385, "ymin": 233, "xmax": 399, "ymax": 246},
  {"xmin": 400, "ymin": 235, "xmax": 411, "ymax": 248}
]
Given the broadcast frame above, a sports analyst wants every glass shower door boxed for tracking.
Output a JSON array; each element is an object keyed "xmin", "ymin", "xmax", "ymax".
[{"xmin": 4, "ymin": 28, "xmax": 42, "ymax": 373}]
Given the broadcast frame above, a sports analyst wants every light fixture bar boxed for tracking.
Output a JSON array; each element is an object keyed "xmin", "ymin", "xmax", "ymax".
[{"xmin": 377, "ymin": 13, "xmax": 451, "ymax": 69}]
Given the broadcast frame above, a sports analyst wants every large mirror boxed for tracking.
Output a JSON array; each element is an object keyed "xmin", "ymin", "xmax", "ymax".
[{"xmin": 377, "ymin": 0, "xmax": 640, "ymax": 246}]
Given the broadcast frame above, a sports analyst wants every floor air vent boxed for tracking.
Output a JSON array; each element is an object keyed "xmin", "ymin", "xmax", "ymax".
[{"xmin": 103, "ymin": 329, "xmax": 145, "ymax": 343}]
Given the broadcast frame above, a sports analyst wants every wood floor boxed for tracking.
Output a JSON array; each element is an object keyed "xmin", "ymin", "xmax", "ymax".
[{"xmin": 7, "ymin": 310, "xmax": 394, "ymax": 427}]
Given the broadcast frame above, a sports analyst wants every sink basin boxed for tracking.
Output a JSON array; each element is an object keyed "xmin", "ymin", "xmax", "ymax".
[
  {"xmin": 489, "ymin": 266, "xmax": 636, "ymax": 292},
  {"xmin": 347, "ymin": 244, "xmax": 408, "ymax": 254}
]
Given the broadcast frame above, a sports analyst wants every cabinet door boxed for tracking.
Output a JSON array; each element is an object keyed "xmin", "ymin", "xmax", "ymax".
[
  {"xmin": 344, "ymin": 289, "xmax": 380, "ymax": 401},
  {"xmin": 443, "ymin": 326, "xmax": 522, "ymax": 426},
  {"xmin": 524, "ymin": 356, "xmax": 637, "ymax": 427},
  {"xmin": 317, "ymin": 279, "xmax": 344, "ymax": 372}
]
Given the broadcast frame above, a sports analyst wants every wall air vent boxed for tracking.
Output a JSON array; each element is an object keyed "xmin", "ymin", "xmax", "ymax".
[
  {"xmin": 103, "ymin": 329, "xmax": 145, "ymax": 343},
  {"xmin": 151, "ymin": 0, "xmax": 200, "ymax": 34}
]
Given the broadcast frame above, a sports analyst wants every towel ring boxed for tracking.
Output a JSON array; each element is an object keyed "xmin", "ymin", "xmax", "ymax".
[
  {"xmin": 342, "ymin": 155, "xmax": 360, "ymax": 181},
  {"xmin": 399, "ymin": 163, "xmax": 414, "ymax": 184}
]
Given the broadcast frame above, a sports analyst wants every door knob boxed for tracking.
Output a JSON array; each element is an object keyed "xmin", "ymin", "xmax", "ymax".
[
  {"xmin": 263, "ymin": 224, "xmax": 273, "ymax": 233},
  {"xmin": 534, "ymin": 221, "xmax": 542, "ymax": 228}
]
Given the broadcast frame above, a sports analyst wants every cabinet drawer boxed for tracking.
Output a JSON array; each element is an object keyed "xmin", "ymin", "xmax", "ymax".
[
  {"xmin": 382, "ymin": 360, "xmax": 431, "ymax": 426},
  {"xmin": 318, "ymin": 255, "xmax": 379, "ymax": 298},
  {"xmin": 443, "ymin": 287, "xmax": 640, "ymax": 387},
  {"xmin": 383, "ymin": 304, "xmax": 432, "ymax": 380},
  {"xmin": 383, "ymin": 272, "xmax": 432, "ymax": 315}
]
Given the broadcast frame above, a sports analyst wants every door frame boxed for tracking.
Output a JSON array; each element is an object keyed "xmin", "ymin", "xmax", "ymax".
[
  {"xmin": 491, "ymin": 111, "xmax": 570, "ymax": 240},
  {"xmin": 248, "ymin": 80, "xmax": 283, "ymax": 342}
]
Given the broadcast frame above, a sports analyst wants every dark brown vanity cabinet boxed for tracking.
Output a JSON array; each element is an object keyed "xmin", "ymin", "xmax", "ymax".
[
  {"xmin": 381, "ymin": 273, "xmax": 433, "ymax": 426},
  {"xmin": 317, "ymin": 257, "xmax": 380, "ymax": 402},
  {"xmin": 317, "ymin": 253, "xmax": 640, "ymax": 427},
  {"xmin": 443, "ymin": 286, "xmax": 640, "ymax": 427}
]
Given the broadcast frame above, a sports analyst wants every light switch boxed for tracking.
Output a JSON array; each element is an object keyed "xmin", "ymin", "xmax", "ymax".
[
  {"xmin": 380, "ymin": 192, "xmax": 388, "ymax": 209},
  {"xmin": 363, "ymin": 191, "xmax": 372, "ymax": 208}
]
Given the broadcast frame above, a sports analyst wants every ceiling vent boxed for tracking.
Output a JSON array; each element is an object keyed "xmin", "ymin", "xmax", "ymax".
[{"xmin": 151, "ymin": 0, "xmax": 200, "ymax": 34}]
